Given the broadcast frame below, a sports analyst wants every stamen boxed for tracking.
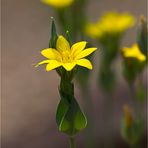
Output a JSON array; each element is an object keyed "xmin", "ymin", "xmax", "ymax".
[{"xmin": 61, "ymin": 51, "xmax": 73, "ymax": 63}]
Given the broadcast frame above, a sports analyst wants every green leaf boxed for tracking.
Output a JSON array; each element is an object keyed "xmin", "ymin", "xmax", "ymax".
[
  {"xmin": 56, "ymin": 97, "xmax": 69, "ymax": 127},
  {"xmin": 137, "ymin": 16, "xmax": 148, "ymax": 56},
  {"xmin": 74, "ymin": 105, "xmax": 87, "ymax": 130},
  {"xmin": 56, "ymin": 97, "xmax": 87, "ymax": 136},
  {"xmin": 49, "ymin": 18, "xmax": 58, "ymax": 48}
]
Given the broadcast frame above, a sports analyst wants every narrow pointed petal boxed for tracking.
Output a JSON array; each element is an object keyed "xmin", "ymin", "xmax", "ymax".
[
  {"xmin": 41, "ymin": 48, "xmax": 61, "ymax": 61},
  {"xmin": 62, "ymin": 62, "xmax": 76, "ymax": 71},
  {"xmin": 56, "ymin": 36, "xmax": 70, "ymax": 52},
  {"xmin": 46, "ymin": 60, "xmax": 62, "ymax": 71},
  {"xmin": 76, "ymin": 48, "xmax": 97, "ymax": 59},
  {"xmin": 71, "ymin": 41, "xmax": 87, "ymax": 56},
  {"xmin": 76, "ymin": 59, "xmax": 92, "ymax": 69},
  {"xmin": 35, "ymin": 60, "xmax": 50, "ymax": 67}
]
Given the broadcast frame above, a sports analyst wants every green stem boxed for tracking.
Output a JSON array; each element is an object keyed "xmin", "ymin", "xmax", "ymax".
[
  {"xmin": 69, "ymin": 136, "xmax": 76, "ymax": 148},
  {"xmin": 129, "ymin": 83, "xmax": 141, "ymax": 120},
  {"xmin": 56, "ymin": 9, "xmax": 68, "ymax": 32},
  {"xmin": 103, "ymin": 93, "xmax": 114, "ymax": 148}
]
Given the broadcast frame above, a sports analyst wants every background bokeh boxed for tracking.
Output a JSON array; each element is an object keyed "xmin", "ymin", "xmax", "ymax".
[{"xmin": 1, "ymin": 0, "xmax": 147, "ymax": 148}]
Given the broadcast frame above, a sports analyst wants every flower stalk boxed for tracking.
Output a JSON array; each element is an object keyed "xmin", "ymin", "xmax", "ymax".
[
  {"xmin": 121, "ymin": 41, "xmax": 146, "ymax": 147},
  {"xmin": 85, "ymin": 11, "xmax": 135, "ymax": 92},
  {"xmin": 69, "ymin": 136, "xmax": 76, "ymax": 148},
  {"xmin": 36, "ymin": 19, "xmax": 97, "ymax": 148}
]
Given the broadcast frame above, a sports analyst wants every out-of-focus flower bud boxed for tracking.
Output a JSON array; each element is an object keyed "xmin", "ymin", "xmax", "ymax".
[
  {"xmin": 121, "ymin": 104, "xmax": 144, "ymax": 146},
  {"xmin": 123, "ymin": 105, "xmax": 133, "ymax": 128},
  {"xmin": 137, "ymin": 15, "xmax": 148, "ymax": 56}
]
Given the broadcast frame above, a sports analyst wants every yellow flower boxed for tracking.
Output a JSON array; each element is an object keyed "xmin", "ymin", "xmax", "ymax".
[
  {"xmin": 41, "ymin": 0, "xmax": 74, "ymax": 8},
  {"xmin": 122, "ymin": 44, "xmax": 146, "ymax": 62},
  {"xmin": 85, "ymin": 23, "xmax": 102, "ymax": 39},
  {"xmin": 85, "ymin": 12, "xmax": 135, "ymax": 38},
  {"xmin": 36, "ymin": 36, "xmax": 97, "ymax": 71}
]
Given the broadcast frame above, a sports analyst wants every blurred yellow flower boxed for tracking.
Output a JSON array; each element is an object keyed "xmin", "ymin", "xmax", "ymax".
[
  {"xmin": 85, "ymin": 23, "xmax": 102, "ymax": 39},
  {"xmin": 41, "ymin": 0, "xmax": 74, "ymax": 8},
  {"xmin": 36, "ymin": 36, "xmax": 97, "ymax": 71},
  {"xmin": 122, "ymin": 44, "xmax": 146, "ymax": 62},
  {"xmin": 85, "ymin": 12, "xmax": 135, "ymax": 38}
]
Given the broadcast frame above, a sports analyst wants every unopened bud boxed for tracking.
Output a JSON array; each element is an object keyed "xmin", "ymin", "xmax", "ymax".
[{"xmin": 123, "ymin": 104, "xmax": 133, "ymax": 127}]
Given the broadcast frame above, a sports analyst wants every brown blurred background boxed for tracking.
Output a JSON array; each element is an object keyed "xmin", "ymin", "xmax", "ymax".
[{"xmin": 1, "ymin": 0, "xmax": 147, "ymax": 148}]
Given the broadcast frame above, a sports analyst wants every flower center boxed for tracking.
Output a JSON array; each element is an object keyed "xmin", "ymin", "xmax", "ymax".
[{"xmin": 61, "ymin": 51, "xmax": 73, "ymax": 63}]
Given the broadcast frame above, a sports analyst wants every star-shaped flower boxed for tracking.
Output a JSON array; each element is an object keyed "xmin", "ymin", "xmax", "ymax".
[
  {"xmin": 85, "ymin": 12, "xmax": 135, "ymax": 39},
  {"xmin": 36, "ymin": 36, "xmax": 97, "ymax": 71},
  {"xmin": 122, "ymin": 44, "xmax": 146, "ymax": 62}
]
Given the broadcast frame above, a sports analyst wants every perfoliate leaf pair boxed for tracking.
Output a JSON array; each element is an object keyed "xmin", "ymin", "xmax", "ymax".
[{"xmin": 56, "ymin": 92, "xmax": 87, "ymax": 136}]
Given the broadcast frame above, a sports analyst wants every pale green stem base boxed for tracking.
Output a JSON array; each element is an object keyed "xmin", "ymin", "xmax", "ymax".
[
  {"xmin": 69, "ymin": 136, "xmax": 76, "ymax": 148},
  {"xmin": 129, "ymin": 84, "xmax": 141, "ymax": 120},
  {"xmin": 103, "ymin": 93, "xmax": 114, "ymax": 148}
]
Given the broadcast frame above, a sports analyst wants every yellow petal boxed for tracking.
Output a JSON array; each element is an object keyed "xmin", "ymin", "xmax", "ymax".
[
  {"xmin": 35, "ymin": 60, "xmax": 50, "ymax": 67},
  {"xmin": 41, "ymin": 48, "xmax": 61, "ymax": 61},
  {"xmin": 71, "ymin": 41, "xmax": 87, "ymax": 56},
  {"xmin": 41, "ymin": 0, "xmax": 73, "ymax": 8},
  {"xmin": 56, "ymin": 36, "xmax": 70, "ymax": 53},
  {"xmin": 62, "ymin": 62, "xmax": 76, "ymax": 71},
  {"xmin": 46, "ymin": 60, "xmax": 62, "ymax": 71},
  {"xmin": 122, "ymin": 44, "xmax": 146, "ymax": 62},
  {"xmin": 76, "ymin": 48, "xmax": 97, "ymax": 59},
  {"xmin": 85, "ymin": 23, "xmax": 102, "ymax": 38},
  {"xmin": 138, "ymin": 55, "xmax": 146, "ymax": 61},
  {"xmin": 76, "ymin": 59, "xmax": 92, "ymax": 69}
]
